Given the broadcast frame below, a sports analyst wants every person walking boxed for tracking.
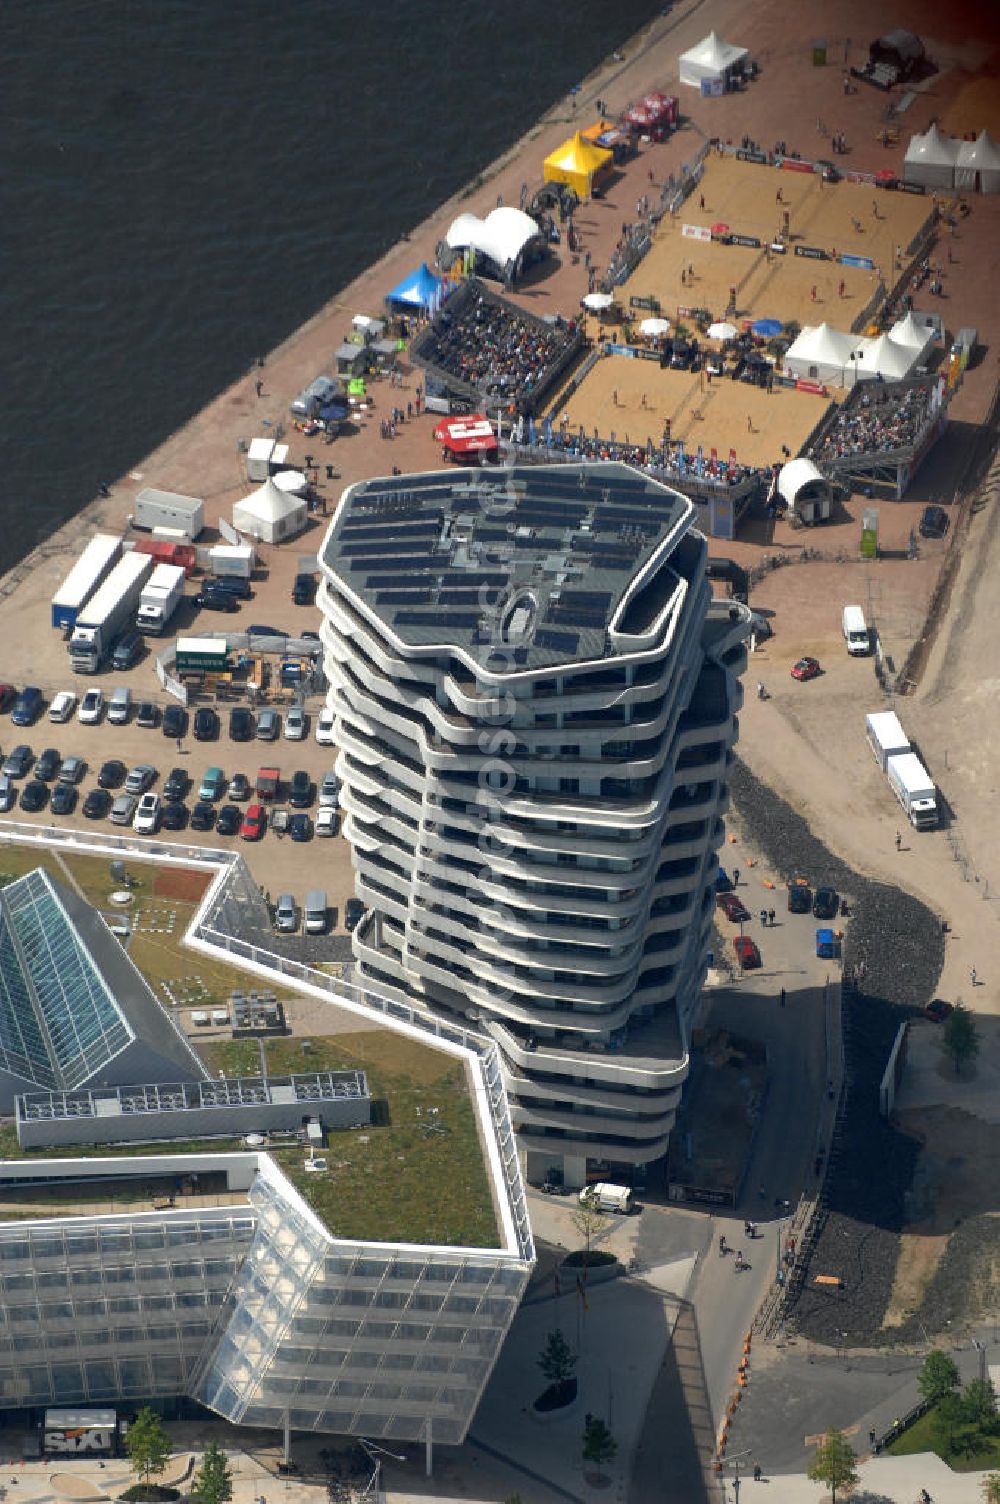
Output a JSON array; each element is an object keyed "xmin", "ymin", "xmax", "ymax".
[
  {"xmin": 733, "ymin": 867, "xmax": 740, "ymax": 887},
  {"xmin": 759, "ymin": 908, "xmax": 768, "ymax": 927},
  {"xmin": 895, "ymin": 829, "xmax": 902, "ymax": 851},
  {"xmin": 768, "ymin": 908, "xmax": 776, "ymax": 926},
  {"xmin": 970, "ymin": 966, "xmax": 978, "ymax": 986}
]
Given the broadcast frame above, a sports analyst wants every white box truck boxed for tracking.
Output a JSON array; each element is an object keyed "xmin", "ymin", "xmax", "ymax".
[
  {"xmin": 887, "ymin": 752, "xmax": 938, "ymax": 830},
  {"xmin": 69, "ymin": 553, "xmax": 155, "ymax": 673},
  {"xmin": 842, "ymin": 605, "xmax": 870, "ymax": 656},
  {"xmin": 50, "ymin": 534, "xmax": 122, "ymax": 631},
  {"xmin": 133, "ymin": 488, "xmax": 205, "ymax": 541},
  {"xmin": 865, "ymin": 710, "xmax": 910, "ymax": 771},
  {"xmin": 136, "ymin": 562, "xmax": 186, "ymax": 635},
  {"xmin": 209, "ymin": 543, "xmax": 255, "ymax": 580},
  {"xmin": 579, "ymin": 1182, "xmax": 634, "ymax": 1215}
]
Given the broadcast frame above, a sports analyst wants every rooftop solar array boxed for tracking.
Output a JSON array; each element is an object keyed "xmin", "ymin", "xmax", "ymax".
[
  {"xmin": 16, "ymin": 1071, "xmax": 370, "ymax": 1123},
  {"xmin": 323, "ymin": 463, "xmax": 692, "ymax": 670}
]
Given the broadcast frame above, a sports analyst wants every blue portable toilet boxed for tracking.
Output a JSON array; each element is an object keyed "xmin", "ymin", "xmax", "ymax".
[
  {"xmin": 815, "ymin": 927, "xmax": 838, "ymax": 959},
  {"xmin": 716, "ymin": 867, "xmax": 733, "ymax": 893}
]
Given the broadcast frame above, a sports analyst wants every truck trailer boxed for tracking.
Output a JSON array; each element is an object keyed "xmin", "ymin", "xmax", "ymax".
[
  {"xmin": 50, "ymin": 534, "xmax": 122, "ymax": 631},
  {"xmin": 174, "ymin": 635, "xmax": 229, "ymax": 675},
  {"xmin": 68, "ymin": 553, "xmax": 155, "ymax": 673},
  {"xmin": 133, "ymin": 488, "xmax": 205, "ymax": 542},
  {"xmin": 136, "ymin": 563, "xmax": 186, "ymax": 635},
  {"xmin": 209, "ymin": 543, "xmax": 255, "ymax": 581},
  {"xmin": 131, "ymin": 537, "xmax": 197, "ymax": 576},
  {"xmin": 865, "ymin": 710, "xmax": 910, "ymax": 771},
  {"xmin": 887, "ymin": 752, "xmax": 938, "ymax": 830}
]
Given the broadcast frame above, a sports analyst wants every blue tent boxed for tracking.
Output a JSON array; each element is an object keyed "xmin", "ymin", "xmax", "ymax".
[{"xmin": 385, "ymin": 262, "xmax": 442, "ymax": 312}]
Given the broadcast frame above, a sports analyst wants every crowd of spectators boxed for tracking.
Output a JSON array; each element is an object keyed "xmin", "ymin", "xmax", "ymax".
[
  {"xmin": 416, "ymin": 284, "xmax": 581, "ymax": 408},
  {"xmin": 807, "ymin": 381, "xmax": 935, "ymax": 463},
  {"xmin": 511, "ymin": 419, "xmax": 771, "ymax": 492}
]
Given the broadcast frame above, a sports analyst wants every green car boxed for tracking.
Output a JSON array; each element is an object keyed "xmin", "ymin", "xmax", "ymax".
[{"xmin": 199, "ymin": 766, "xmax": 226, "ymax": 801}]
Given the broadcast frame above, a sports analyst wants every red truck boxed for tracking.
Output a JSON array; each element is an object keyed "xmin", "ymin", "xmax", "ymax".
[
  {"xmin": 131, "ymin": 538, "xmax": 197, "ymax": 577},
  {"xmin": 256, "ymin": 767, "xmax": 280, "ymax": 801}
]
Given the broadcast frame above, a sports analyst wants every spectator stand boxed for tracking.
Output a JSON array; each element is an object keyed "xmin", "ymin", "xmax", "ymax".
[
  {"xmin": 802, "ymin": 374, "xmax": 949, "ymax": 497},
  {"xmin": 409, "ymin": 277, "xmax": 585, "ymax": 418}
]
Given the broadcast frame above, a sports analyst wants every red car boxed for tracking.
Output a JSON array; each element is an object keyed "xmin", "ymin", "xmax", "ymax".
[
  {"xmin": 717, "ymin": 893, "xmax": 751, "ymax": 923},
  {"xmin": 791, "ymin": 656, "xmax": 821, "ymax": 682},
  {"xmin": 240, "ymin": 802, "xmax": 267, "ymax": 841},
  {"xmin": 923, "ymin": 999, "xmax": 953, "ymax": 1023},
  {"xmin": 733, "ymin": 936, "xmax": 762, "ymax": 969}
]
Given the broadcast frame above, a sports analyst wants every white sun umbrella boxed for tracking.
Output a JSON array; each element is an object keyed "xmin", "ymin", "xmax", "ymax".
[
  {"xmin": 583, "ymin": 292, "xmax": 615, "ymax": 311},
  {"xmin": 708, "ymin": 320, "xmax": 738, "ymax": 340},
  {"xmin": 639, "ymin": 316, "xmax": 671, "ymax": 336}
]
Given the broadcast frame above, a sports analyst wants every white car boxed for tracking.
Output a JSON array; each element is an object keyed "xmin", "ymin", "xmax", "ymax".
[
  {"xmin": 78, "ymin": 688, "xmax": 105, "ymax": 725},
  {"xmin": 0, "ymin": 775, "xmax": 15, "ymax": 813},
  {"xmin": 133, "ymin": 792, "xmax": 161, "ymax": 834},
  {"xmin": 284, "ymin": 705, "xmax": 307, "ymax": 740},
  {"xmin": 316, "ymin": 806, "xmax": 339, "ymax": 838},
  {"xmin": 318, "ymin": 771, "xmax": 341, "ymax": 809},
  {"xmin": 315, "ymin": 708, "xmax": 336, "ymax": 746},
  {"xmin": 48, "ymin": 691, "xmax": 77, "ymax": 723}
]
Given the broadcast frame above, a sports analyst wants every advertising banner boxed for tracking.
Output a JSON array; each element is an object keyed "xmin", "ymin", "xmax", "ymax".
[
  {"xmin": 795, "ymin": 245, "xmax": 827, "ymax": 259},
  {"xmin": 681, "ymin": 223, "xmax": 712, "ymax": 242}
]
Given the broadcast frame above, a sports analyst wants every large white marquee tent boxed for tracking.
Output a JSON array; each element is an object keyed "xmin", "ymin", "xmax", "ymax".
[
  {"xmin": 678, "ymin": 30, "xmax": 748, "ymax": 89},
  {"xmin": 445, "ymin": 207, "xmax": 545, "ymax": 284},
  {"xmin": 784, "ymin": 323, "xmax": 860, "ymax": 386},
  {"xmin": 955, "ymin": 130, "xmax": 1000, "ymax": 194},
  {"xmin": 232, "ymin": 477, "xmax": 307, "ymax": 544},
  {"xmin": 903, "ymin": 124, "xmax": 959, "ymax": 189}
]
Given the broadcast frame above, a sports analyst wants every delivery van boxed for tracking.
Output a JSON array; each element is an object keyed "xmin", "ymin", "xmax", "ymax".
[
  {"xmin": 842, "ymin": 604, "xmax": 870, "ymax": 656},
  {"xmin": 579, "ymin": 1182, "xmax": 634, "ymax": 1215},
  {"xmin": 304, "ymin": 889, "xmax": 328, "ymax": 935}
]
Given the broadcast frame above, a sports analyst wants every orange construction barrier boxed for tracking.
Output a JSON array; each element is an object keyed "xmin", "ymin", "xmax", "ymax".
[{"xmin": 762, "ymin": 878, "xmax": 776, "ymax": 889}]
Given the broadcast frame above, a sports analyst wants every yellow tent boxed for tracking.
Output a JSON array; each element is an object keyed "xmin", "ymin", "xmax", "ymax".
[{"xmin": 543, "ymin": 131, "xmax": 614, "ymax": 200}]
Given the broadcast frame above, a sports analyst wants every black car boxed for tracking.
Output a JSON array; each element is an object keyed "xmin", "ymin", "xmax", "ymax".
[
  {"xmin": 247, "ymin": 624, "xmax": 287, "ymax": 639},
  {"xmin": 292, "ymin": 572, "xmax": 316, "ymax": 605},
  {"xmin": 196, "ymin": 591, "xmax": 239, "ymax": 613},
  {"xmin": 83, "ymin": 788, "xmax": 112, "ymax": 820},
  {"xmin": 345, "ymin": 898, "xmax": 365, "ymax": 932},
  {"xmin": 919, "ymin": 505, "xmax": 949, "ymax": 540},
  {"xmin": 229, "ymin": 707, "xmax": 254, "ymax": 741},
  {"xmin": 194, "ymin": 707, "xmax": 220, "ymax": 741},
  {"xmin": 163, "ymin": 767, "xmax": 190, "ymax": 801},
  {"xmin": 136, "ymin": 701, "xmax": 160, "ymax": 728},
  {"xmin": 288, "ymin": 770, "xmax": 313, "ymax": 808},
  {"xmin": 35, "ymin": 747, "xmax": 61, "ymax": 781},
  {"xmin": 216, "ymin": 804, "xmax": 242, "ymax": 836},
  {"xmin": 2, "ymin": 744, "xmax": 33, "ymax": 778},
  {"xmin": 228, "ymin": 772, "xmax": 251, "ymax": 801},
  {"xmin": 112, "ymin": 629, "xmax": 144, "ymax": 670},
  {"xmin": 190, "ymin": 801, "xmax": 217, "ymax": 831},
  {"xmin": 162, "ymin": 705, "xmax": 188, "ymax": 739},
  {"xmin": 787, "ymin": 878, "xmax": 812, "ymax": 914},
  {"xmin": 50, "ymin": 782, "xmax": 77, "ymax": 815},
  {"xmin": 813, "ymin": 886, "xmax": 839, "ymax": 920},
  {"xmin": 202, "ymin": 575, "xmax": 252, "ymax": 600},
  {"xmin": 20, "ymin": 780, "xmax": 48, "ymax": 812},
  {"xmin": 161, "ymin": 801, "xmax": 189, "ymax": 831},
  {"xmin": 288, "ymin": 812, "xmax": 312, "ymax": 841},
  {"xmin": 98, "ymin": 758, "xmax": 126, "ymax": 789}
]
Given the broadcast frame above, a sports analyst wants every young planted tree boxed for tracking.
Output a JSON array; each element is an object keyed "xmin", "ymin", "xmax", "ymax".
[
  {"xmin": 581, "ymin": 1415, "xmax": 618, "ymax": 1475},
  {"xmin": 125, "ymin": 1407, "xmax": 172, "ymax": 1491},
  {"xmin": 538, "ymin": 1328, "xmax": 577, "ymax": 1400},
  {"xmin": 571, "ymin": 1196, "xmax": 608, "ymax": 1263},
  {"xmin": 942, "ymin": 1002, "xmax": 980, "ymax": 1075},
  {"xmin": 982, "ymin": 1473, "xmax": 1000, "ymax": 1503},
  {"xmin": 192, "ymin": 1441, "xmax": 233, "ymax": 1504},
  {"xmin": 806, "ymin": 1428, "xmax": 858, "ymax": 1503},
  {"xmin": 963, "ymin": 1377, "xmax": 998, "ymax": 1429},
  {"xmin": 918, "ymin": 1349, "xmax": 961, "ymax": 1405}
]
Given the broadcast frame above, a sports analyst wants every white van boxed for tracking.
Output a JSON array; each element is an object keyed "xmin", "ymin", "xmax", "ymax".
[
  {"xmin": 579, "ymin": 1182, "xmax": 634, "ymax": 1215},
  {"xmin": 303, "ymin": 889, "xmax": 328, "ymax": 935},
  {"xmin": 107, "ymin": 686, "xmax": 132, "ymax": 724},
  {"xmin": 842, "ymin": 605, "xmax": 870, "ymax": 656}
]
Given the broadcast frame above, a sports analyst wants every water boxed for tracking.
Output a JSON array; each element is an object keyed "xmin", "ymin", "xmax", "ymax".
[{"xmin": 1, "ymin": 0, "xmax": 661, "ymax": 569}]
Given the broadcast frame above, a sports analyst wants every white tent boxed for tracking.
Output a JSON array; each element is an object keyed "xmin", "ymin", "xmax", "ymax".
[
  {"xmin": 445, "ymin": 207, "xmax": 544, "ymax": 282},
  {"xmin": 955, "ymin": 130, "xmax": 1000, "ymax": 194},
  {"xmin": 778, "ymin": 459, "xmax": 833, "ymax": 524},
  {"xmin": 678, "ymin": 30, "xmax": 748, "ymax": 88},
  {"xmin": 903, "ymin": 124, "xmax": 959, "ymax": 189},
  {"xmin": 854, "ymin": 333, "xmax": 918, "ymax": 382},
  {"xmin": 784, "ymin": 323, "xmax": 861, "ymax": 386},
  {"xmin": 232, "ymin": 477, "xmax": 307, "ymax": 544},
  {"xmin": 889, "ymin": 310, "xmax": 937, "ymax": 364}
]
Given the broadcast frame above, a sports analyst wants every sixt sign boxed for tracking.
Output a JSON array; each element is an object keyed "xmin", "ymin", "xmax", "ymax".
[
  {"xmin": 795, "ymin": 245, "xmax": 827, "ymax": 259},
  {"xmin": 730, "ymin": 234, "xmax": 762, "ymax": 248}
]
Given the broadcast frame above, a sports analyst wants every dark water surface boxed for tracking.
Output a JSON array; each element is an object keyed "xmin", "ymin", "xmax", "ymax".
[{"xmin": 1, "ymin": 0, "xmax": 660, "ymax": 569}]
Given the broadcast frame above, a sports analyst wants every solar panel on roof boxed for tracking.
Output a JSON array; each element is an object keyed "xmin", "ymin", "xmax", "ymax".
[
  {"xmin": 342, "ymin": 518, "xmax": 442, "ymax": 537},
  {"xmin": 340, "ymin": 537, "xmax": 435, "ymax": 556},
  {"xmin": 560, "ymin": 590, "xmax": 613, "ymax": 609},
  {"xmin": 439, "ymin": 589, "xmax": 503, "ymax": 606},
  {"xmin": 533, "ymin": 628, "xmax": 580, "ymax": 655},
  {"xmin": 375, "ymin": 591, "xmax": 433, "ymax": 605},
  {"xmin": 589, "ymin": 554, "xmax": 634, "ymax": 571},
  {"xmin": 348, "ymin": 554, "xmax": 441, "ymax": 572},
  {"xmin": 393, "ymin": 610, "xmax": 481, "ymax": 630}
]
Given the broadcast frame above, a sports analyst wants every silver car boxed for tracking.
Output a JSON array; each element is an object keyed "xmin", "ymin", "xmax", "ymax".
[
  {"xmin": 275, "ymin": 894, "xmax": 298, "ymax": 932},
  {"xmin": 256, "ymin": 707, "xmax": 280, "ymax": 740},
  {"xmin": 111, "ymin": 793, "xmax": 138, "ymax": 826}
]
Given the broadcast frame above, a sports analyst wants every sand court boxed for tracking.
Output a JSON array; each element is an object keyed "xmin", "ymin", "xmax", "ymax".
[{"xmin": 550, "ymin": 355, "xmax": 831, "ymax": 469}]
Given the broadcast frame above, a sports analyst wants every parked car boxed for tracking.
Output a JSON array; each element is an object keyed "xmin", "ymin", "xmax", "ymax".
[
  {"xmin": 48, "ymin": 690, "xmax": 77, "ymax": 723},
  {"xmin": 111, "ymin": 793, "xmax": 138, "ymax": 826},
  {"xmin": 57, "ymin": 756, "xmax": 86, "ymax": 785},
  {"xmin": 190, "ymin": 801, "xmax": 217, "ymax": 831},
  {"xmin": 125, "ymin": 764, "xmax": 156, "ymax": 796},
  {"xmin": 2, "ymin": 744, "xmax": 33, "ymax": 778},
  {"xmin": 256, "ymin": 707, "xmax": 281, "ymax": 740},
  {"xmin": 195, "ymin": 591, "xmax": 239, "ymax": 613},
  {"xmin": 247, "ymin": 624, "xmax": 286, "ymax": 639},
  {"xmin": 11, "ymin": 686, "xmax": 44, "ymax": 727},
  {"xmin": 35, "ymin": 747, "xmax": 61, "ymax": 782},
  {"xmin": 919, "ymin": 505, "xmax": 949, "ymax": 540},
  {"xmin": 924, "ymin": 998, "xmax": 954, "ymax": 1022},
  {"xmin": 136, "ymin": 701, "xmax": 160, "ymax": 729},
  {"xmin": 20, "ymin": 780, "xmax": 49, "ymax": 812},
  {"xmin": 0, "ymin": 775, "xmax": 16, "ymax": 812},
  {"xmin": 199, "ymin": 766, "xmax": 226, "ymax": 801},
  {"xmin": 162, "ymin": 705, "xmax": 187, "ymax": 739},
  {"xmin": 316, "ymin": 806, "xmax": 339, "ymax": 838},
  {"xmin": 161, "ymin": 801, "xmax": 189, "ymax": 830},
  {"xmin": 315, "ymin": 708, "xmax": 336, "ymax": 746},
  {"xmin": 107, "ymin": 687, "xmax": 132, "ymax": 725},
  {"xmin": 292, "ymin": 572, "xmax": 316, "ymax": 605},
  {"xmin": 194, "ymin": 707, "xmax": 220, "ymax": 741},
  {"xmin": 289, "ymin": 812, "xmax": 312, "ymax": 842},
  {"xmin": 163, "ymin": 767, "xmax": 190, "ymax": 801},
  {"xmin": 790, "ymin": 656, "xmax": 821, "ymax": 682},
  {"xmin": 288, "ymin": 770, "xmax": 313, "ymax": 808},
  {"xmin": 79, "ymin": 688, "xmax": 105, "ymax": 725},
  {"xmin": 787, "ymin": 877, "xmax": 812, "ymax": 914},
  {"xmin": 111, "ymin": 629, "xmax": 144, "ymax": 670},
  {"xmin": 98, "ymin": 758, "xmax": 126, "ymax": 789},
  {"xmin": 319, "ymin": 771, "xmax": 341, "ymax": 808},
  {"xmin": 228, "ymin": 772, "xmax": 251, "ymax": 801},
  {"xmin": 240, "ymin": 802, "xmax": 267, "ymax": 841},
  {"xmin": 216, "ymin": 804, "xmax": 242, "ymax": 836},
  {"xmin": 717, "ymin": 892, "xmax": 751, "ymax": 923},
  {"xmin": 812, "ymin": 886, "xmax": 839, "ymax": 920},
  {"xmin": 275, "ymin": 894, "xmax": 298, "ymax": 932},
  {"xmin": 201, "ymin": 576, "xmax": 252, "ymax": 601},
  {"xmin": 133, "ymin": 793, "xmax": 162, "ymax": 834},
  {"xmin": 83, "ymin": 788, "xmax": 112, "ymax": 820},
  {"xmin": 733, "ymin": 935, "xmax": 761, "ymax": 969},
  {"xmin": 284, "ymin": 706, "xmax": 307, "ymax": 741},
  {"xmin": 229, "ymin": 707, "xmax": 255, "ymax": 741},
  {"xmin": 345, "ymin": 898, "xmax": 365, "ymax": 932}
]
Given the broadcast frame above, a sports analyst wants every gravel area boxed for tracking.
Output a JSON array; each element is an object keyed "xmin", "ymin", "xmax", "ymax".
[{"xmin": 730, "ymin": 759, "xmax": 945, "ymax": 1345}]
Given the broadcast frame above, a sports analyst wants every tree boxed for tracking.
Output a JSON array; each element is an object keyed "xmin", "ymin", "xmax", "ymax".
[
  {"xmin": 192, "ymin": 1442, "xmax": 233, "ymax": 1504},
  {"xmin": 571, "ymin": 1196, "xmax": 608, "ymax": 1261},
  {"xmin": 538, "ymin": 1328, "xmax": 577, "ymax": 1391},
  {"xmin": 932, "ymin": 1392, "xmax": 965, "ymax": 1456},
  {"xmin": 942, "ymin": 1002, "xmax": 980, "ymax": 1074},
  {"xmin": 582, "ymin": 1415, "xmax": 618, "ymax": 1474},
  {"xmin": 982, "ymin": 1472, "xmax": 1000, "ymax": 1503},
  {"xmin": 806, "ymin": 1429, "xmax": 858, "ymax": 1502},
  {"xmin": 963, "ymin": 1377, "xmax": 998, "ymax": 1429},
  {"xmin": 125, "ymin": 1407, "xmax": 171, "ymax": 1489},
  {"xmin": 918, "ymin": 1348, "xmax": 961, "ymax": 1405}
]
